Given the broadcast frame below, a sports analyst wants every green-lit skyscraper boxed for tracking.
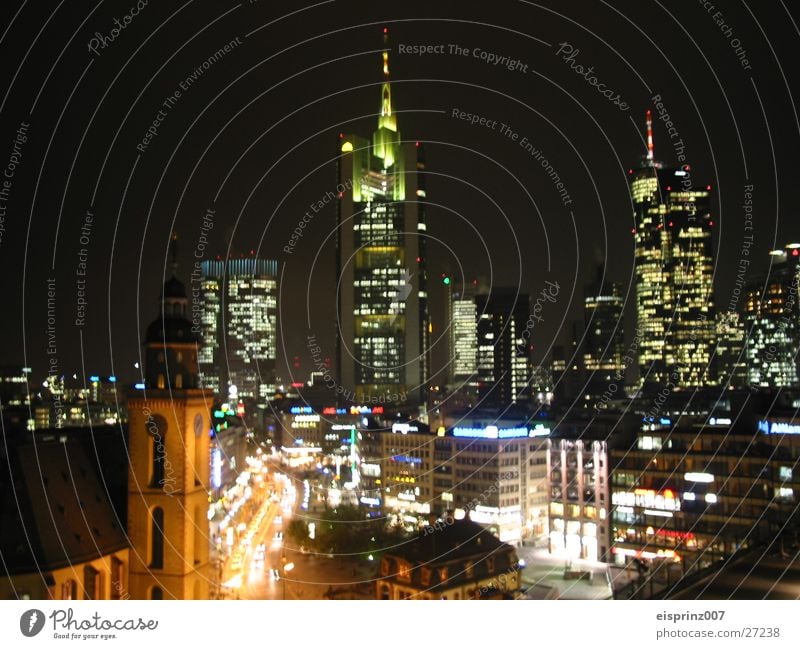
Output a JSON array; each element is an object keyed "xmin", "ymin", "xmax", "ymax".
[{"xmin": 336, "ymin": 29, "xmax": 429, "ymax": 408}]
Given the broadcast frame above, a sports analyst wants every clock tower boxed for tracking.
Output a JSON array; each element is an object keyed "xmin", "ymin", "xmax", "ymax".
[{"xmin": 127, "ymin": 251, "xmax": 211, "ymax": 599}]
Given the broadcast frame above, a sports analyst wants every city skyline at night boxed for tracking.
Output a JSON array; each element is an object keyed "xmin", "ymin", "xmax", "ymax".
[{"xmin": 3, "ymin": 3, "xmax": 800, "ymax": 630}]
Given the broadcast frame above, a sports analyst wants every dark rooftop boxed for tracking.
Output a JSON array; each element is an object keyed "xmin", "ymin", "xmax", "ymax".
[{"xmin": 0, "ymin": 427, "xmax": 129, "ymax": 575}]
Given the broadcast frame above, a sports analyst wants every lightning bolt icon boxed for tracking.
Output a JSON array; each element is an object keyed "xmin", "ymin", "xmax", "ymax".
[{"xmin": 28, "ymin": 612, "xmax": 37, "ymax": 632}]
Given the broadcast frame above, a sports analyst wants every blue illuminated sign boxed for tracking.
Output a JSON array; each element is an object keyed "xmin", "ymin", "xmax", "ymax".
[
  {"xmin": 392, "ymin": 455, "xmax": 422, "ymax": 464},
  {"xmin": 759, "ymin": 420, "xmax": 800, "ymax": 435},
  {"xmin": 290, "ymin": 406, "xmax": 314, "ymax": 414}
]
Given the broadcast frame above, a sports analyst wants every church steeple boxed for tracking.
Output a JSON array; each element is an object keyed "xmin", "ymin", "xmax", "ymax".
[
  {"xmin": 144, "ymin": 234, "xmax": 200, "ymax": 390},
  {"xmin": 169, "ymin": 231, "xmax": 179, "ymax": 276}
]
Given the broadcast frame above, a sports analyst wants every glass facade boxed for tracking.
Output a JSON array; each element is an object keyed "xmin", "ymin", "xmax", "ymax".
[
  {"xmin": 476, "ymin": 290, "xmax": 530, "ymax": 406},
  {"xmin": 744, "ymin": 245, "xmax": 800, "ymax": 388},
  {"xmin": 336, "ymin": 31, "xmax": 429, "ymax": 406},
  {"xmin": 715, "ymin": 311, "xmax": 747, "ymax": 387},
  {"xmin": 199, "ymin": 258, "xmax": 278, "ymax": 400},
  {"xmin": 583, "ymin": 273, "xmax": 624, "ymax": 375},
  {"xmin": 665, "ymin": 188, "xmax": 715, "ymax": 387},
  {"xmin": 451, "ymin": 294, "xmax": 478, "ymax": 381},
  {"xmin": 631, "ymin": 115, "xmax": 715, "ymax": 389}
]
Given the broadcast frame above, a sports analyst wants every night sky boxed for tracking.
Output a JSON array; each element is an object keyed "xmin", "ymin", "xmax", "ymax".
[{"xmin": 1, "ymin": 0, "xmax": 798, "ymax": 389}]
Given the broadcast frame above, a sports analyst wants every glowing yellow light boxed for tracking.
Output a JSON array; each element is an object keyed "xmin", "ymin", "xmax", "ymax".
[{"xmin": 341, "ymin": 141, "xmax": 353, "ymax": 152}]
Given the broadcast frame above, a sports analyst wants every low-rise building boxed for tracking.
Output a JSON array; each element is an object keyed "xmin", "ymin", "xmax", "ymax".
[
  {"xmin": 379, "ymin": 422, "xmax": 435, "ymax": 522},
  {"xmin": 375, "ymin": 518, "xmax": 520, "ymax": 599},
  {"xmin": 430, "ymin": 410, "xmax": 551, "ymax": 544},
  {"xmin": 0, "ymin": 428, "xmax": 130, "ymax": 599},
  {"xmin": 547, "ymin": 412, "xmax": 638, "ymax": 563},
  {"xmin": 610, "ymin": 407, "xmax": 800, "ymax": 577}
]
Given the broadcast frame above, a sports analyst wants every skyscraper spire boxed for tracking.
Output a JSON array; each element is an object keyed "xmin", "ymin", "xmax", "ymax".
[
  {"xmin": 170, "ymin": 231, "xmax": 179, "ymax": 276},
  {"xmin": 645, "ymin": 109, "xmax": 654, "ymax": 163},
  {"xmin": 378, "ymin": 27, "xmax": 396, "ymax": 132}
]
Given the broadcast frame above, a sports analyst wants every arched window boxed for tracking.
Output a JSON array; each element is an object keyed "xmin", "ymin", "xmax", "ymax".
[
  {"xmin": 83, "ymin": 565, "xmax": 102, "ymax": 599},
  {"xmin": 151, "ymin": 586, "xmax": 163, "ymax": 600},
  {"xmin": 175, "ymin": 373, "xmax": 183, "ymax": 389},
  {"xmin": 194, "ymin": 506, "xmax": 204, "ymax": 565},
  {"xmin": 151, "ymin": 435, "xmax": 165, "ymax": 488},
  {"xmin": 150, "ymin": 507, "xmax": 164, "ymax": 569},
  {"xmin": 379, "ymin": 584, "xmax": 390, "ymax": 600},
  {"xmin": 156, "ymin": 374, "xmax": 165, "ymax": 389},
  {"xmin": 61, "ymin": 579, "xmax": 77, "ymax": 600}
]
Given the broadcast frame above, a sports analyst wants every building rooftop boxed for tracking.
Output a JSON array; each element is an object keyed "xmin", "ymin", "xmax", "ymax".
[
  {"xmin": 0, "ymin": 427, "xmax": 128, "ymax": 575},
  {"xmin": 379, "ymin": 518, "xmax": 518, "ymax": 592}
]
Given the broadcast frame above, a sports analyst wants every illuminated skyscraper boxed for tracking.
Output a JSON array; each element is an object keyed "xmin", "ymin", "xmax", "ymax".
[
  {"xmin": 631, "ymin": 111, "xmax": 716, "ymax": 390},
  {"xmin": 665, "ymin": 184, "xmax": 716, "ymax": 387},
  {"xmin": 583, "ymin": 264, "xmax": 624, "ymax": 378},
  {"xmin": 196, "ymin": 270, "xmax": 221, "ymax": 392},
  {"xmin": 336, "ymin": 29, "xmax": 429, "ymax": 407},
  {"xmin": 199, "ymin": 257, "xmax": 278, "ymax": 400},
  {"xmin": 744, "ymin": 244, "xmax": 800, "ymax": 388},
  {"xmin": 715, "ymin": 312, "xmax": 747, "ymax": 388},
  {"xmin": 476, "ymin": 288, "xmax": 530, "ymax": 406},
  {"xmin": 446, "ymin": 278, "xmax": 478, "ymax": 384}
]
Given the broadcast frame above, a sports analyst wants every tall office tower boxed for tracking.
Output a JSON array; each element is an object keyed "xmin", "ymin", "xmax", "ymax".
[
  {"xmin": 716, "ymin": 311, "xmax": 747, "ymax": 388},
  {"xmin": 198, "ymin": 257, "xmax": 278, "ymax": 401},
  {"xmin": 583, "ymin": 264, "xmax": 624, "ymax": 380},
  {"xmin": 196, "ymin": 269, "xmax": 221, "ymax": 392},
  {"xmin": 336, "ymin": 29, "xmax": 429, "ymax": 408},
  {"xmin": 449, "ymin": 281, "xmax": 478, "ymax": 385},
  {"xmin": 476, "ymin": 288, "xmax": 530, "ymax": 406},
  {"xmin": 631, "ymin": 111, "xmax": 715, "ymax": 390},
  {"xmin": 665, "ymin": 182, "xmax": 716, "ymax": 387},
  {"xmin": 744, "ymin": 244, "xmax": 800, "ymax": 388}
]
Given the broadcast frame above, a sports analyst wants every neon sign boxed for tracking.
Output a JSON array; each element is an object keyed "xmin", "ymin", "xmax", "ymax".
[
  {"xmin": 290, "ymin": 406, "xmax": 314, "ymax": 414},
  {"xmin": 392, "ymin": 422, "xmax": 419, "ymax": 434},
  {"xmin": 391, "ymin": 455, "xmax": 422, "ymax": 465},
  {"xmin": 322, "ymin": 407, "xmax": 347, "ymax": 415},
  {"xmin": 684, "ymin": 472, "xmax": 714, "ymax": 483},
  {"xmin": 758, "ymin": 420, "xmax": 800, "ymax": 435}
]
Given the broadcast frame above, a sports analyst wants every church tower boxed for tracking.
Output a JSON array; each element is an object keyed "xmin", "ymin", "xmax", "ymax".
[{"xmin": 127, "ymin": 237, "xmax": 211, "ymax": 599}]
